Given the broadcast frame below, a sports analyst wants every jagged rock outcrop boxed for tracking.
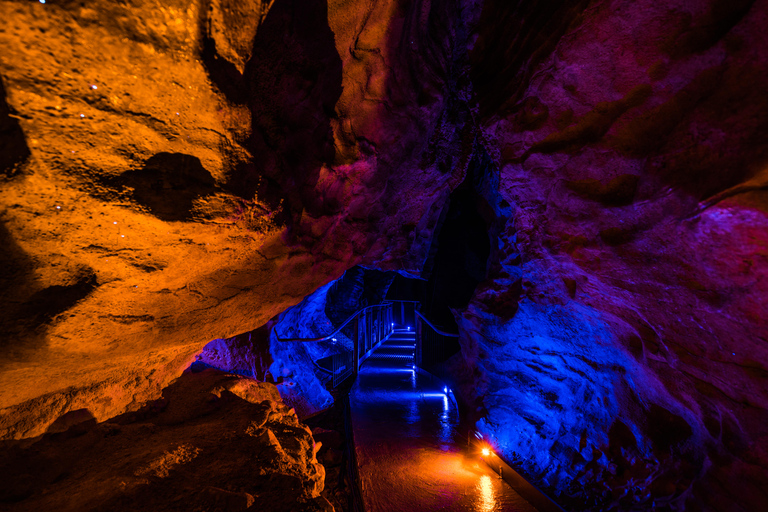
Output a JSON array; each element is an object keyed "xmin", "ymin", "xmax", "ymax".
[{"xmin": 0, "ymin": 368, "xmax": 331, "ymax": 511}]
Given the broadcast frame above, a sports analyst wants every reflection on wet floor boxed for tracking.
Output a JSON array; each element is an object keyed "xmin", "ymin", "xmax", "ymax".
[{"xmin": 349, "ymin": 330, "xmax": 538, "ymax": 512}]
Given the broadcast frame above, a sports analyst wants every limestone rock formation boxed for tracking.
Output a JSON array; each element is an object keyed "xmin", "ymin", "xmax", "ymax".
[
  {"xmin": 198, "ymin": 266, "xmax": 395, "ymax": 418},
  {"xmin": 0, "ymin": 368, "xmax": 331, "ymax": 511}
]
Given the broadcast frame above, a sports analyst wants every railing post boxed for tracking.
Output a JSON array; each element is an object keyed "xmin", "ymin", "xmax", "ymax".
[
  {"xmin": 415, "ymin": 312, "xmax": 422, "ymax": 368},
  {"xmin": 353, "ymin": 314, "xmax": 360, "ymax": 375}
]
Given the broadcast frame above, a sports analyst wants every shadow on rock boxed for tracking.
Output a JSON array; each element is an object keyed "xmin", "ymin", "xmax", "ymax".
[
  {"xmin": 117, "ymin": 152, "xmax": 219, "ymax": 221},
  {"xmin": 0, "ymin": 223, "xmax": 98, "ymax": 360},
  {"xmin": 0, "ymin": 75, "xmax": 29, "ymax": 179},
  {"xmin": 242, "ymin": 0, "xmax": 343, "ymax": 223}
]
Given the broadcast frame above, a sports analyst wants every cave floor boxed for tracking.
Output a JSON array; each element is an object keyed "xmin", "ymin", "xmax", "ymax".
[{"xmin": 349, "ymin": 332, "xmax": 538, "ymax": 512}]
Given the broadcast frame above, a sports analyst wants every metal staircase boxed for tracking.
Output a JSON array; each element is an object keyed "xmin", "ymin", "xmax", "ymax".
[
  {"xmin": 276, "ymin": 300, "xmax": 459, "ymax": 388},
  {"xmin": 366, "ymin": 328, "xmax": 416, "ymax": 365}
]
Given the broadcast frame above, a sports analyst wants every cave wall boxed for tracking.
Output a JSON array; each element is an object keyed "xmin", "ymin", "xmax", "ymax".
[
  {"xmin": 453, "ymin": 0, "xmax": 768, "ymax": 510},
  {"xmin": 0, "ymin": 0, "xmax": 476, "ymax": 439},
  {"xmin": 2, "ymin": 0, "xmax": 767, "ymax": 509},
  {"xmin": 0, "ymin": 0, "xmax": 338, "ymax": 440}
]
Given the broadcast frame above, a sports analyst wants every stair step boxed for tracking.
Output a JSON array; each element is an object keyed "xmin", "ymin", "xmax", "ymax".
[
  {"xmin": 370, "ymin": 351, "xmax": 413, "ymax": 355},
  {"xmin": 368, "ymin": 354, "xmax": 414, "ymax": 361}
]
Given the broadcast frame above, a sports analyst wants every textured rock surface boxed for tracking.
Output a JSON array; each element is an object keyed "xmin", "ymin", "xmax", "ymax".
[
  {"xmin": 0, "ymin": 368, "xmax": 330, "ymax": 511},
  {"xmin": 445, "ymin": 0, "xmax": 768, "ymax": 510},
  {"xmin": 0, "ymin": 0, "xmax": 473, "ymax": 439},
  {"xmin": 0, "ymin": 0, "xmax": 326, "ymax": 440}
]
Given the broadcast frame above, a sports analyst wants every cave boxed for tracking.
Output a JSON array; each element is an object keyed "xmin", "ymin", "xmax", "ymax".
[{"xmin": 1, "ymin": 0, "xmax": 767, "ymax": 511}]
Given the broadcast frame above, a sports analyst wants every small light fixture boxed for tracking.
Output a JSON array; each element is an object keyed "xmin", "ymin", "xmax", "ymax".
[
  {"xmin": 482, "ymin": 447, "xmax": 490, "ymax": 457},
  {"xmin": 443, "ymin": 386, "xmax": 448, "ymax": 394}
]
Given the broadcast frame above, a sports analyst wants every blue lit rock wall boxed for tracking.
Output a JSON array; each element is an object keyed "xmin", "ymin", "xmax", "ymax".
[
  {"xmin": 457, "ymin": 299, "xmax": 699, "ymax": 510},
  {"xmin": 198, "ymin": 280, "xmax": 337, "ymax": 418},
  {"xmin": 268, "ymin": 281, "xmax": 338, "ymax": 417},
  {"xmin": 198, "ymin": 267, "xmax": 395, "ymax": 417}
]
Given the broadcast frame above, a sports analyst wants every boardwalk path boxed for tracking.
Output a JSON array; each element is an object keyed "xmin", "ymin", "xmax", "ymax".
[{"xmin": 348, "ymin": 329, "xmax": 538, "ymax": 512}]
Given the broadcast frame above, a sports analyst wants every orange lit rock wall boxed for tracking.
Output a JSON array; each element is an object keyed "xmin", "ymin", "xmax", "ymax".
[{"xmin": 0, "ymin": 0, "xmax": 475, "ymax": 439}]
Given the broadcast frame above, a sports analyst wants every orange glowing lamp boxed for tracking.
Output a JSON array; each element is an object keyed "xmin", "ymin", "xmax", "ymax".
[{"xmin": 481, "ymin": 447, "xmax": 491, "ymax": 457}]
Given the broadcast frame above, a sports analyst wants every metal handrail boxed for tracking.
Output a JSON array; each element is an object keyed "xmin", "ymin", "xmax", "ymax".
[
  {"xmin": 415, "ymin": 310, "xmax": 459, "ymax": 337},
  {"xmin": 275, "ymin": 302, "xmax": 392, "ymax": 342}
]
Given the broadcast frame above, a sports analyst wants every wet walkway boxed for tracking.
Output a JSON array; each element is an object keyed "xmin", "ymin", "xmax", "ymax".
[{"xmin": 349, "ymin": 329, "xmax": 538, "ymax": 512}]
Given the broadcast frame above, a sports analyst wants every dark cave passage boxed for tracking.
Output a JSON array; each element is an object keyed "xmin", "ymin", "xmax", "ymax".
[{"xmin": 422, "ymin": 160, "xmax": 493, "ymax": 327}]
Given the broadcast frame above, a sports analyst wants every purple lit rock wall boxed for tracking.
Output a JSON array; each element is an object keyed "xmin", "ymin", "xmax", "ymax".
[{"xmin": 447, "ymin": 0, "xmax": 768, "ymax": 510}]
